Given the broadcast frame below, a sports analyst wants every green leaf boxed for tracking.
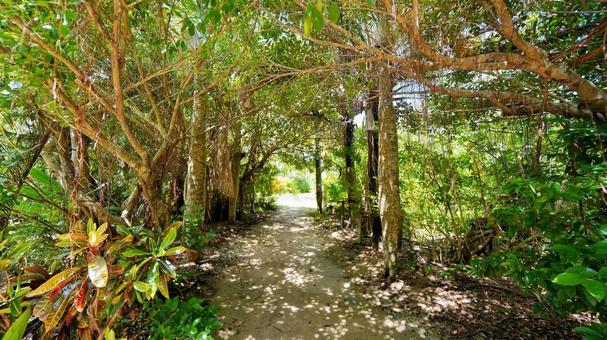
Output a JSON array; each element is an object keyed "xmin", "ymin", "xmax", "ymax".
[
  {"xmin": 88, "ymin": 256, "xmax": 108, "ymax": 288},
  {"xmin": 575, "ymin": 323, "xmax": 607, "ymax": 340},
  {"xmin": 122, "ymin": 248, "xmax": 150, "ymax": 258},
  {"xmin": 147, "ymin": 262, "xmax": 160, "ymax": 299},
  {"xmin": 116, "ymin": 225, "xmax": 131, "ymax": 236},
  {"xmin": 86, "ymin": 218, "xmax": 95, "ymax": 236},
  {"xmin": 133, "ymin": 281, "xmax": 150, "ymax": 294},
  {"xmin": 552, "ymin": 272, "xmax": 584, "ymax": 286},
  {"xmin": 582, "ymin": 279, "xmax": 606, "ymax": 302},
  {"xmin": 2, "ymin": 306, "xmax": 30, "ymax": 340},
  {"xmin": 551, "ymin": 244, "xmax": 580, "ymax": 262},
  {"xmin": 328, "ymin": 2, "xmax": 339, "ymax": 23},
  {"xmin": 310, "ymin": 7, "xmax": 324, "ymax": 32},
  {"xmin": 158, "ymin": 258, "xmax": 177, "ymax": 278},
  {"xmin": 593, "ymin": 240, "xmax": 607, "ymax": 259},
  {"xmin": 159, "ymin": 228, "xmax": 177, "ymax": 253},
  {"xmin": 303, "ymin": 16, "xmax": 312, "ymax": 37},
  {"xmin": 163, "ymin": 246, "xmax": 187, "ymax": 256},
  {"xmin": 104, "ymin": 328, "xmax": 116, "ymax": 340},
  {"xmin": 367, "ymin": 0, "xmax": 376, "ymax": 5}
]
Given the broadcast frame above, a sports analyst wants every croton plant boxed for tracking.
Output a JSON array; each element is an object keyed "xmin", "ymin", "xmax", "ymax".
[{"xmin": 0, "ymin": 220, "xmax": 186, "ymax": 339}]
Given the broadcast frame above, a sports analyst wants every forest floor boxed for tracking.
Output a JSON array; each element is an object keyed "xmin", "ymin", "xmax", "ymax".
[{"xmin": 185, "ymin": 193, "xmax": 591, "ymax": 339}]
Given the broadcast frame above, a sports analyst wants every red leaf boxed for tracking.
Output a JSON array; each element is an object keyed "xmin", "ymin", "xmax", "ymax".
[
  {"xmin": 74, "ymin": 279, "xmax": 88, "ymax": 313},
  {"xmin": 65, "ymin": 307, "xmax": 74, "ymax": 326},
  {"xmin": 49, "ymin": 274, "xmax": 76, "ymax": 302},
  {"xmin": 24, "ymin": 266, "xmax": 49, "ymax": 278}
]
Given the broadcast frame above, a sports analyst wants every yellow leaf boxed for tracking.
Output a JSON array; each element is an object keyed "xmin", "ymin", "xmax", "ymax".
[
  {"xmin": 158, "ymin": 276, "xmax": 169, "ymax": 299},
  {"xmin": 27, "ymin": 267, "xmax": 81, "ymax": 297},
  {"xmin": 44, "ymin": 294, "xmax": 70, "ymax": 332},
  {"xmin": 33, "ymin": 295, "xmax": 52, "ymax": 320}
]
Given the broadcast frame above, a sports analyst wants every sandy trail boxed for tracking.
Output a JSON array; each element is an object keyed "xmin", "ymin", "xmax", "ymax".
[{"xmin": 208, "ymin": 193, "xmax": 432, "ymax": 339}]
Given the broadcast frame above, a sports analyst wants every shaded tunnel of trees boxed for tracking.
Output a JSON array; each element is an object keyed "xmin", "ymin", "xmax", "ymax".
[{"xmin": 0, "ymin": 0, "xmax": 606, "ymax": 338}]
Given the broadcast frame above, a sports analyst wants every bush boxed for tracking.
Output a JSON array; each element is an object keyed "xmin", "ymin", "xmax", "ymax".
[
  {"xmin": 146, "ymin": 297, "xmax": 222, "ymax": 340},
  {"xmin": 287, "ymin": 175, "xmax": 310, "ymax": 193}
]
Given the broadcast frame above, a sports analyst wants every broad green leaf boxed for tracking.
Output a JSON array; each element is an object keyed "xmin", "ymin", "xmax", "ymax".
[
  {"xmin": 88, "ymin": 256, "xmax": 108, "ymax": 288},
  {"xmin": 159, "ymin": 228, "xmax": 177, "ymax": 252},
  {"xmin": 311, "ymin": 7, "xmax": 324, "ymax": 32},
  {"xmin": 147, "ymin": 262, "xmax": 160, "ymax": 299},
  {"xmin": 552, "ymin": 272, "xmax": 584, "ymax": 286},
  {"xmin": 551, "ymin": 244, "xmax": 579, "ymax": 260},
  {"xmin": 86, "ymin": 219, "xmax": 95, "ymax": 236},
  {"xmin": 2, "ymin": 306, "xmax": 31, "ymax": 340},
  {"xmin": 122, "ymin": 248, "xmax": 150, "ymax": 258},
  {"xmin": 133, "ymin": 281, "xmax": 150, "ymax": 293},
  {"xmin": 582, "ymin": 279, "xmax": 606, "ymax": 302},
  {"xmin": 158, "ymin": 258, "xmax": 177, "ymax": 278},
  {"xmin": 163, "ymin": 246, "xmax": 187, "ymax": 256},
  {"xmin": 593, "ymin": 240, "xmax": 607, "ymax": 258},
  {"xmin": 328, "ymin": 2, "xmax": 339, "ymax": 23},
  {"xmin": 575, "ymin": 325, "xmax": 607, "ymax": 339},
  {"xmin": 27, "ymin": 267, "xmax": 81, "ymax": 297},
  {"xmin": 104, "ymin": 328, "xmax": 116, "ymax": 340},
  {"xmin": 29, "ymin": 168, "xmax": 62, "ymax": 193}
]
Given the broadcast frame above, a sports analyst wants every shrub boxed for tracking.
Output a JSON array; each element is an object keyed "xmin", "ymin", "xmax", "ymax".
[
  {"xmin": 287, "ymin": 175, "xmax": 311, "ymax": 193},
  {"xmin": 146, "ymin": 297, "xmax": 222, "ymax": 340}
]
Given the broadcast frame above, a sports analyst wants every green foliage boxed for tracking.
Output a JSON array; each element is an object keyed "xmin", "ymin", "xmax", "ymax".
[
  {"xmin": 286, "ymin": 175, "xmax": 311, "ymax": 194},
  {"xmin": 467, "ymin": 118, "xmax": 607, "ymax": 321},
  {"xmin": 146, "ymin": 297, "xmax": 222, "ymax": 340},
  {"xmin": 1, "ymin": 306, "xmax": 31, "ymax": 340},
  {"xmin": 323, "ymin": 172, "xmax": 346, "ymax": 205},
  {"xmin": 576, "ymin": 322, "xmax": 607, "ymax": 340}
]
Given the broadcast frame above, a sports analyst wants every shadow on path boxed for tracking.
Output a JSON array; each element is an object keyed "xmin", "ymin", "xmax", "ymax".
[{"xmin": 208, "ymin": 193, "xmax": 434, "ymax": 339}]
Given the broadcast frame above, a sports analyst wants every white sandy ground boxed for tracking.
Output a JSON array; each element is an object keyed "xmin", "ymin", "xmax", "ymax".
[{"xmin": 208, "ymin": 193, "xmax": 436, "ymax": 340}]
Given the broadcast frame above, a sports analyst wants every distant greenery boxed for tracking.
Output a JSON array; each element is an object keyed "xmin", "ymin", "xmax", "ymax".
[{"xmin": 287, "ymin": 175, "xmax": 311, "ymax": 193}]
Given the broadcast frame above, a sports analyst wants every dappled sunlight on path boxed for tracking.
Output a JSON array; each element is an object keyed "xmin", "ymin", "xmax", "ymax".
[{"xmin": 208, "ymin": 193, "xmax": 434, "ymax": 339}]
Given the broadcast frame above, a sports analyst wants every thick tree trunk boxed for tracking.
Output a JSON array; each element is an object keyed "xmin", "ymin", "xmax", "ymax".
[
  {"xmin": 228, "ymin": 121, "xmax": 241, "ymax": 223},
  {"xmin": 366, "ymin": 86, "xmax": 382, "ymax": 250},
  {"xmin": 185, "ymin": 94, "xmax": 208, "ymax": 229},
  {"xmin": 314, "ymin": 135, "xmax": 323, "ymax": 214},
  {"xmin": 343, "ymin": 108, "xmax": 362, "ymax": 240},
  {"xmin": 377, "ymin": 21, "xmax": 403, "ymax": 278}
]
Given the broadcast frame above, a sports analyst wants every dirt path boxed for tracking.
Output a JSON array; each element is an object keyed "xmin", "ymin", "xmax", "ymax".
[{"xmin": 208, "ymin": 193, "xmax": 434, "ymax": 339}]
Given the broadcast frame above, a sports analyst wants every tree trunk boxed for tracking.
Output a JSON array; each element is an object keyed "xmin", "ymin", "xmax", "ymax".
[
  {"xmin": 185, "ymin": 93, "xmax": 207, "ymax": 229},
  {"xmin": 366, "ymin": 86, "xmax": 382, "ymax": 250},
  {"xmin": 228, "ymin": 121, "xmax": 241, "ymax": 223},
  {"xmin": 314, "ymin": 135, "xmax": 323, "ymax": 213},
  {"xmin": 343, "ymin": 107, "xmax": 362, "ymax": 240},
  {"xmin": 377, "ymin": 18, "xmax": 403, "ymax": 277}
]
